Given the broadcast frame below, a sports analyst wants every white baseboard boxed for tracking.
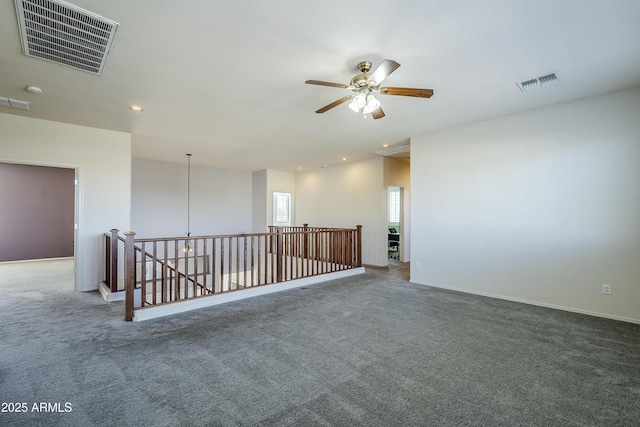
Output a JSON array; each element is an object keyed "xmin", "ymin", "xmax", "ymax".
[
  {"xmin": 410, "ymin": 279, "xmax": 640, "ymax": 325},
  {"xmin": 133, "ymin": 267, "xmax": 366, "ymax": 322},
  {"xmin": 98, "ymin": 282, "xmax": 142, "ymax": 307},
  {"xmin": 99, "ymin": 282, "xmax": 124, "ymax": 302},
  {"xmin": 0, "ymin": 256, "xmax": 74, "ymax": 265}
]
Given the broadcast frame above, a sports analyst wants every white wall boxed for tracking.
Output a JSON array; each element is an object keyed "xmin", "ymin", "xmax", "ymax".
[
  {"xmin": 410, "ymin": 87, "xmax": 640, "ymax": 323},
  {"xmin": 131, "ymin": 158, "xmax": 252, "ymax": 237},
  {"xmin": 384, "ymin": 157, "xmax": 411, "ymax": 262},
  {"xmin": 296, "ymin": 158, "xmax": 387, "ymax": 266},
  {"xmin": 252, "ymin": 170, "xmax": 268, "ymax": 232},
  {"xmin": 0, "ymin": 113, "xmax": 131, "ymax": 291}
]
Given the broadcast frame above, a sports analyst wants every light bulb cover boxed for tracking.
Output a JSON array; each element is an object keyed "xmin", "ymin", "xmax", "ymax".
[
  {"xmin": 362, "ymin": 94, "xmax": 381, "ymax": 114},
  {"xmin": 354, "ymin": 93, "xmax": 366, "ymax": 109}
]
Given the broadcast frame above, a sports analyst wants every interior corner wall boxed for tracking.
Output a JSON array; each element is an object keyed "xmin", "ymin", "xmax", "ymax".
[
  {"xmin": 384, "ymin": 157, "xmax": 411, "ymax": 262},
  {"xmin": 410, "ymin": 87, "xmax": 640, "ymax": 323},
  {"xmin": 132, "ymin": 158, "xmax": 252, "ymax": 237},
  {"xmin": 266, "ymin": 170, "xmax": 296, "ymax": 226},
  {"xmin": 0, "ymin": 113, "xmax": 131, "ymax": 292},
  {"xmin": 295, "ymin": 157, "xmax": 387, "ymax": 266},
  {"xmin": 252, "ymin": 170, "xmax": 268, "ymax": 232},
  {"xmin": 251, "ymin": 169, "xmax": 296, "ymax": 232}
]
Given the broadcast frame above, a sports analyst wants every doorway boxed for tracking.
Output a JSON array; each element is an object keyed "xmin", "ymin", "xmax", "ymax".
[
  {"xmin": 0, "ymin": 162, "xmax": 77, "ymax": 288},
  {"xmin": 388, "ymin": 186, "xmax": 403, "ymax": 262}
]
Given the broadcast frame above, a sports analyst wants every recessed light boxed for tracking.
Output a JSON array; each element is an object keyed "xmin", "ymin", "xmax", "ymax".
[
  {"xmin": 341, "ymin": 157, "xmax": 348, "ymax": 161},
  {"xmin": 381, "ymin": 144, "xmax": 389, "ymax": 148},
  {"xmin": 129, "ymin": 105, "xmax": 144, "ymax": 112},
  {"xmin": 297, "ymin": 166, "xmax": 303, "ymax": 170}
]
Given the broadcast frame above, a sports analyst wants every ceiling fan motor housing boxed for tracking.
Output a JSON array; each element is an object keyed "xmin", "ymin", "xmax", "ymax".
[
  {"xmin": 357, "ymin": 61, "xmax": 372, "ymax": 73},
  {"xmin": 351, "ymin": 61, "xmax": 374, "ymax": 88}
]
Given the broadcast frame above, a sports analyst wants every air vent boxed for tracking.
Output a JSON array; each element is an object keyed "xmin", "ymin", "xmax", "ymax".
[
  {"xmin": 374, "ymin": 144, "xmax": 411, "ymax": 156},
  {"xmin": 517, "ymin": 71, "xmax": 560, "ymax": 92},
  {"xmin": 0, "ymin": 96, "xmax": 31, "ymax": 110},
  {"xmin": 14, "ymin": 0, "xmax": 119, "ymax": 75}
]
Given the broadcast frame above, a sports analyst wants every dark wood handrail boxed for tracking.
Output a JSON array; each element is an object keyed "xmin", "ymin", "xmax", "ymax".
[
  {"xmin": 110, "ymin": 225, "xmax": 362, "ymax": 321},
  {"xmin": 133, "ymin": 231, "xmax": 273, "ymax": 244}
]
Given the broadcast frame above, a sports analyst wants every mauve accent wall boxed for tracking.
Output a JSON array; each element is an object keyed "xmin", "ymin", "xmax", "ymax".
[{"xmin": 0, "ymin": 163, "xmax": 75, "ymax": 262}]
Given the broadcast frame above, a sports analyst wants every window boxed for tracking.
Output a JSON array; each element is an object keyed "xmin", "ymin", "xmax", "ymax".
[
  {"xmin": 273, "ymin": 192, "xmax": 291, "ymax": 225},
  {"xmin": 389, "ymin": 188, "xmax": 400, "ymax": 223}
]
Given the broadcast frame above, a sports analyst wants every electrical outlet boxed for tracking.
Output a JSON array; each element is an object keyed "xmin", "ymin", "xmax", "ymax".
[
  {"xmin": 415, "ymin": 262, "xmax": 421, "ymax": 269},
  {"xmin": 602, "ymin": 284, "xmax": 612, "ymax": 295}
]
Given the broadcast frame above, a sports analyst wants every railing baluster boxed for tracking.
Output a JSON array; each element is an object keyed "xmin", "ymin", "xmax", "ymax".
[
  {"xmin": 235, "ymin": 236, "xmax": 240, "ymax": 290},
  {"xmin": 124, "ymin": 231, "xmax": 136, "ymax": 322},
  {"xmin": 107, "ymin": 228, "xmax": 119, "ymax": 292},
  {"xmin": 243, "ymin": 236, "xmax": 248, "ymax": 288},
  {"xmin": 193, "ymin": 238, "xmax": 198, "ymax": 297},
  {"xmin": 140, "ymin": 242, "xmax": 147, "ymax": 306},
  {"xmin": 250, "ymin": 236, "xmax": 255, "ymax": 288},
  {"xmin": 174, "ymin": 240, "xmax": 180, "ymax": 301},
  {"xmin": 276, "ymin": 227, "xmax": 283, "ymax": 283},
  {"xmin": 258, "ymin": 235, "xmax": 263, "ymax": 286},
  {"xmin": 220, "ymin": 237, "xmax": 225, "ymax": 292},
  {"xmin": 151, "ymin": 242, "xmax": 157, "ymax": 305},
  {"xmin": 162, "ymin": 240, "xmax": 168, "ymax": 303},
  {"xmin": 228, "ymin": 237, "xmax": 233, "ymax": 291},
  {"xmin": 212, "ymin": 237, "xmax": 217, "ymax": 293},
  {"xmin": 202, "ymin": 238, "xmax": 207, "ymax": 294}
]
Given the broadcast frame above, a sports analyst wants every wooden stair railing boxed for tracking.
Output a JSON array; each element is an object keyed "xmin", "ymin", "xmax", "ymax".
[
  {"xmin": 106, "ymin": 225, "xmax": 362, "ymax": 321},
  {"xmin": 135, "ymin": 243, "xmax": 213, "ymax": 306}
]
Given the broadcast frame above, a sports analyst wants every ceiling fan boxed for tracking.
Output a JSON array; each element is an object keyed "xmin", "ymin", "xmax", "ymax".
[{"xmin": 305, "ymin": 59, "xmax": 434, "ymax": 119}]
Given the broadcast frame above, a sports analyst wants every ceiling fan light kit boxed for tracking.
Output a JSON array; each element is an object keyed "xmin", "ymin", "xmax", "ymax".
[{"xmin": 306, "ymin": 59, "xmax": 433, "ymax": 119}]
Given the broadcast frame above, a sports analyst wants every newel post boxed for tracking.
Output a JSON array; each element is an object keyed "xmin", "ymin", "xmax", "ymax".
[
  {"xmin": 356, "ymin": 225, "xmax": 362, "ymax": 267},
  {"xmin": 109, "ymin": 229, "xmax": 119, "ymax": 292},
  {"xmin": 276, "ymin": 226, "xmax": 284, "ymax": 283},
  {"xmin": 303, "ymin": 223, "xmax": 309, "ymax": 259},
  {"xmin": 124, "ymin": 231, "xmax": 136, "ymax": 322}
]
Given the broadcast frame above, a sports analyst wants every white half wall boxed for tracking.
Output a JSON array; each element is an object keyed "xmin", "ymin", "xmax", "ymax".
[
  {"xmin": 410, "ymin": 87, "xmax": 640, "ymax": 323},
  {"xmin": 0, "ymin": 113, "xmax": 131, "ymax": 291},
  {"xmin": 296, "ymin": 158, "xmax": 387, "ymax": 266},
  {"xmin": 131, "ymin": 157, "xmax": 252, "ymax": 238}
]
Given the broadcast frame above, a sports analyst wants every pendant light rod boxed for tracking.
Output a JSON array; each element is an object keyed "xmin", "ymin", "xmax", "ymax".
[{"xmin": 186, "ymin": 153, "xmax": 192, "ymax": 237}]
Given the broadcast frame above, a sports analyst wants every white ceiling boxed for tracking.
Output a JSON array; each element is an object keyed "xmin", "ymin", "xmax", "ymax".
[{"xmin": 1, "ymin": 0, "xmax": 640, "ymax": 172}]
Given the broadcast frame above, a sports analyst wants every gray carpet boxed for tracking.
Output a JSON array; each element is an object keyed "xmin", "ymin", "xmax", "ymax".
[{"xmin": 0, "ymin": 259, "xmax": 639, "ymax": 426}]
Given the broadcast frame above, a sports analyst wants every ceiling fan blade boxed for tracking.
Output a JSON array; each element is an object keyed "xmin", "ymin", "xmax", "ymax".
[
  {"xmin": 315, "ymin": 95, "xmax": 353, "ymax": 114},
  {"xmin": 366, "ymin": 59, "xmax": 401, "ymax": 85},
  {"xmin": 371, "ymin": 107, "xmax": 385, "ymax": 120},
  {"xmin": 305, "ymin": 80, "xmax": 350, "ymax": 89},
  {"xmin": 380, "ymin": 87, "xmax": 434, "ymax": 98}
]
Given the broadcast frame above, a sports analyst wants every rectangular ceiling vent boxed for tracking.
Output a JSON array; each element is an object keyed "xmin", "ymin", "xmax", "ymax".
[
  {"xmin": 0, "ymin": 96, "xmax": 31, "ymax": 110},
  {"xmin": 373, "ymin": 144, "xmax": 411, "ymax": 156},
  {"xmin": 14, "ymin": 0, "xmax": 119, "ymax": 75},
  {"xmin": 517, "ymin": 71, "xmax": 560, "ymax": 92}
]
